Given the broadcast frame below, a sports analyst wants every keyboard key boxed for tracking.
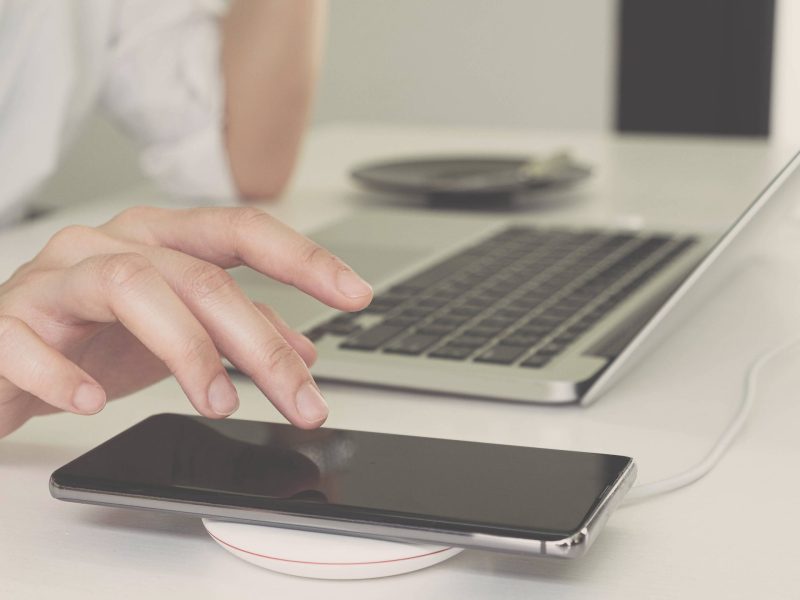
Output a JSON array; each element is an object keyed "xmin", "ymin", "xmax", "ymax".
[
  {"xmin": 417, "ymin": 296, "xmax": 450, "ymax": 309},
  {"xmin": 465, "ymin": 325, "xmax": 506, "ymax": 338},
  {"xmin": 518, "ymin": 319, "xmax": 559, "ymax": 333},
  {"xmin": 430, "ymin": 316, "xmax": 470, "ymax": 328},
  {"xmin": 520, "ymin": 354, "xmax": 552, "ymax": 369},
  {"xmin": 516, "ymin": 323, "xmax": 556, "ymax": 337},
  {"xmin": 479, "ymin": 287, "xmax": 509, "ymax": 300},
  {"xmin": 387, "ymin": 284, "xmax": 421, "ymax": 297},
  {"xmin": 376, "ymin": 292, "xmax": 410, "ymax": 305},
  {"xmin": 536, "ymin": 342, "xmax": 564, "ymax": 356},
  {"xmin": 383, "ymin": 315, "xmax": 419, "ymax": 327},
  {"xmin": 508, "ymin": 301, "xmax": 546, "ymax": 316},
  {"xmin": 304, "ymin": 327, "xmax": 327, "ymax": 342},
  {"xmin": 476, "ymin": 316, "xmax": 516, "ymax": 329},
  {"xmin": 451, "ymin": 305, "xmax": 483, "ymax": 317},
  {"xmin": 401, "ymin": 254, "xmax": 475, "ymax": 289},
  {"xmin": 461, "ymin": 295, "xmax": 494, "ymax": 309},
  {"xmin": 499, "ymin": 333, "xmax": 542, "ymax": 347},
  {"xmin": 443, "ymin": 279, "xmax": 474, "ymax": 291},
  {"xmin": 575, "ymin": 312, "xmax": 602, "ymax": 328},
  {"xmin": 322, "ymin": 315, "xmax": 362, "ymax": 335},
  {"xmin": 340, "ymin": 325, "xmax": 405, "ymax": 350},
  {"xmin": 475, "ymin": 344, "xmax": 528, "ymax": 364},
  {"xmin": 429, "ymin": 345, "xmax": 476, "ymax": 360},
  {"xmin": 449, "ymin": 334, "xmax": 491, "ymax": 348},
  {"xmin": 396, "ymin": 306, "xmax": 437, "ymax": 319},
  {"xmin": 492, "ymin": 280, "xmax": 522, "ymax": 293},
  {"xmin": 556, "ymin": 297, "xmax": 586, "ymax": 312},
  {"xmin": 541, "ymin": 306, "xmax": 575, "ymax": 320},
  {"xmin": 552, "ymin": 332, "xmax": 579, "ymax": 345},
  {"xmin": 494, "ymin": 307, "xmax": 528, "ymax": 319},
  {"xmin": 563, "ymin": 323, "xmax": 590, "ymax": 337},
  {"xmin": 362, "ymin": 300, "xmax": 398, "ymax": 314},
  {"xmin": 384, "ymin": 334, "xmax": 442, "ymax": 355},
  {"xmin": 429, "ymin": 284, "xmax": 463, "ymax": 299},
  {"xmin": 535, "ymin": 307, "xmax": 568, "ymax": 320},
  {"xmin": 417, "ymin": 322, "xmax": 455, "ymax": 335}
]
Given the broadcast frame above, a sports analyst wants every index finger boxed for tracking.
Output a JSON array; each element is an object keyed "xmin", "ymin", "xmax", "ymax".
[{"xmin": 102, "ymin": 206, "xmax": 373, "ymax": 312}]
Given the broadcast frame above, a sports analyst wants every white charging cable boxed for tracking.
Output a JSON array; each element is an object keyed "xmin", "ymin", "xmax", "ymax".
[{"xmin": 623, "ymin": 336, "xmax": 800, "ymax": 504}]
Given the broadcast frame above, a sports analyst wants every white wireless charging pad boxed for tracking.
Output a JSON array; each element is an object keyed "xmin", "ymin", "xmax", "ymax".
[{"xmin": 203, "ymin": 519, "xmax": 463, "ymax": 580}]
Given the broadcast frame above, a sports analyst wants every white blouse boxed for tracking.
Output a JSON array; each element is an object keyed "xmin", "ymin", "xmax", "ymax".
[{"xmin": 0, "ymin": 0, "xmax": 236, "ymax": 227}]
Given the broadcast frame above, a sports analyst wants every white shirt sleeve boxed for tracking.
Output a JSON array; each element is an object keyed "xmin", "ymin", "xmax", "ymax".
[{"xmin": 100, "ymin": 0, "xmax": 238, "ymax": 203}]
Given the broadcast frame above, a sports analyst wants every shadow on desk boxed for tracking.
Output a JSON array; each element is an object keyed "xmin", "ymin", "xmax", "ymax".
[
  {"xmin": 76, "ymin": 505, "xmax": 208, "ymax": 540},
  {"xmin": 54, "ymin": 480, "xmax": 623, "ymax": 582},
  {"xmin": 85, "ymin": 508, "xmax": 624, "ymax": 583},
  {"xmin": 73, "ymin": 506, "xmax": 622, "ymax": 581},
  {"xmin": 67, "ymin": 500, "xmax": 622, "ymax": 581},
  {"xmin": 451, "ymin": 529, "xmax": 625, "ymax": 583}
]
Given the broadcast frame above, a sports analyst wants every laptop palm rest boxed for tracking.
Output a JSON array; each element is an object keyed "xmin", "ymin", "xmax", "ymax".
[
  {"xmin": 232, "ymin": 211, "xmax": 499, "ymax": 328},
  {"xmin": 232, "ymin": 244, "xmax": 431, "ymax": 329}
]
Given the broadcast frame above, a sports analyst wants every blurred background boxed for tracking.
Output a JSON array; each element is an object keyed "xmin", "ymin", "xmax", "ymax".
[{"xmin": 36, "ymin": 0, "xmax": 800, "ymax": 207}]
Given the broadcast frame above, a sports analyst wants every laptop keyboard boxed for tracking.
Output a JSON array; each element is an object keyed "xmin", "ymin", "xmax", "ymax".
[{"xmin": 306, "ymin": 226, "xmax": 696, "ymax": 369}]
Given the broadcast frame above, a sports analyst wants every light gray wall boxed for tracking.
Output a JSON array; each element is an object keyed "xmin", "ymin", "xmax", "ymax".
[
  {"xmin": 37, "ymin": 1, "xmax": 620, "ymax": 209},
  {"xmin": 314, "ymin": 0, "xmax": 619, "ymax": 129}
]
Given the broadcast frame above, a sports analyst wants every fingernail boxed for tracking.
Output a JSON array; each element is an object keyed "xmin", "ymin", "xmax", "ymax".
[
  {"xmin": 73, "ymin": 383, "xmax": 106, "ymax": 414},
  {"xmin": 295, "ymin": 382, "xmax": 329, "ymax": 424},
  {"xmin": 336, "ymin": 268, "xmax": 372, "ymax": 298},
  {"xmin": 208, "ymin": 373, "xmax": 239, "ymax": 416}
]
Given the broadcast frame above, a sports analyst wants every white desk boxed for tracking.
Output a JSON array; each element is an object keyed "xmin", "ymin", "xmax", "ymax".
[{"xmin": 2, "ymin": 124, "xmax": 800, "ymax": 599}]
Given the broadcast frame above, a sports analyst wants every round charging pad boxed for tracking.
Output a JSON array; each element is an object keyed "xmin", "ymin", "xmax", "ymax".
[
  {"xmin": 350, "ymin": 153, "xmax": 591, "ymax": 208},
  {"xmin": 203, "ymin": 519, "xmax": 463, "ymax": 580}
]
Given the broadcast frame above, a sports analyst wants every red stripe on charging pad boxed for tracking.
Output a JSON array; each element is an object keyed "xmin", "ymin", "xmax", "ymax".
[{"xmin": 207, "ymin": 530, "xmax": 454, "ymax": 566}]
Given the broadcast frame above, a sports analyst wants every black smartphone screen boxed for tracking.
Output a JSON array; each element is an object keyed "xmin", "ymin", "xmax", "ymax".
[{"xmin": 51, "ymin": 414, "xmax": 632, "ymax": 542}]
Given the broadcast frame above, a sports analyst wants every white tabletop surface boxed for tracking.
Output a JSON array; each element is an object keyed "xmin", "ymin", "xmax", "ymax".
[{"xmin": 2, "ymin": 123, "xmax": 800, "ymax": 599}]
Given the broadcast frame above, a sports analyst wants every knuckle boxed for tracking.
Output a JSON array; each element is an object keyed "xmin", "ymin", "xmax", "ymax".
[
  {"xmin": 113, "ymin": 205, "xmax": 161, "ymax": 226},
  {"xmin": 0, "ymin": 270, "xmax": 51, "ymax": 315},
  {"xmin": 177, "ymin": 332, "xmax": 218, "ymax": 367},
  {"xmin": 103, "ymin": 205, "xmax": 164, "ymax": 244},
  {"xmin": 260, "ymin": 339, "xmax": 301, "ymax": 374},
  {"xmin": 228, "ymin": 208, "xmax": 275, "ymax": 259},
  {"xmin": 231, "ymin": 206, "xmax": 271, "ymax": 230},
  {"xmin": 2, "ymin": 256, "xmax": 67, "ymax": 318},
  {"xmin": 299, "ymin": 241, "xmax": 328, "ymax": 268},
  {"xmin": 184, "ymin": 262, "xmax": 237, "ymax": 304},
  {"xmin": 5, "ymin": 267, "xmax": 48, "ymax": 291},
  {"xmin": 0, "ymin": 315, "xmax": 25, "ymax": 344},
  {"xmin": 45, "ymin": 225, "xmax": 97, "ymax": 253},
  {"xmin": 97, "ymin": 253, "xmax": 156, "ymax": 292}
]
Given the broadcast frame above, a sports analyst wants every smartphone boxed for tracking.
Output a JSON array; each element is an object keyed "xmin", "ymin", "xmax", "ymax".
[{"xmin": 50, "ymin": 413, "xmax": 636, "ymax": 558}]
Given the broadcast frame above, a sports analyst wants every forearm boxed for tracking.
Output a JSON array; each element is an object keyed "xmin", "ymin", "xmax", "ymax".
[{"xmin": 221, "ymin": 0, "xmax": 326, "ymax": 200}]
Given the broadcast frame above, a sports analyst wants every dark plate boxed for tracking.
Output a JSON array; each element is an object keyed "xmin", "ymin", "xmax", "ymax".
[{"xmin": 350, "ymin": 154, "xmax": 592, "ymax": 199}]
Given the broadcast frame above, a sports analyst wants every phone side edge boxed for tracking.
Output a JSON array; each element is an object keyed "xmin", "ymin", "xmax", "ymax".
[
  {"xmin": 543, "ymin": 459, "xmax": 638, "ymax": 558},
  {"xmin": 48, "ymin": 460, "xmax": 636, "ymax": 558},
  {"xmin": 48, "ymin": 482, "xmax": 565, "ymax": 556}
]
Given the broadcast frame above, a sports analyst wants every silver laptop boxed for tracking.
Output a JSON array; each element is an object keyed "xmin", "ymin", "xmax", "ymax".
[{"xmin": 232, "ymin": 152, "xmax": 798, "ymax": 405}]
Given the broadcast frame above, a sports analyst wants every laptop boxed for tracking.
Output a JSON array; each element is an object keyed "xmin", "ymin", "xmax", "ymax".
[{"xmin": 232, "ymin": 152, "xmax": 798, "ymax": 405}]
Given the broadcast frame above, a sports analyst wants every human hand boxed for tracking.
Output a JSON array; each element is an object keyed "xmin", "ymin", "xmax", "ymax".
[{"xmin": 0, "ymin": 206, "xmax": 372, "ymax": 438}]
